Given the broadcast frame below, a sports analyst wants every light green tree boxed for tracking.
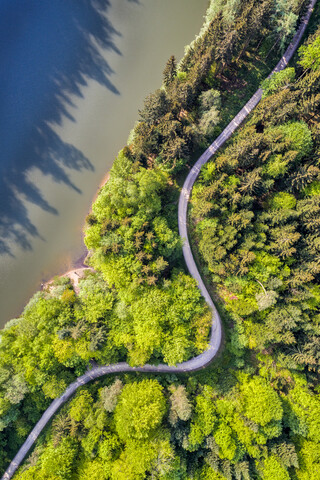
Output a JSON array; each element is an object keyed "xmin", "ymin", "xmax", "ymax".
[{"xmin": 114, "ymin": 379, "xmax": 166, "ymax": 441}]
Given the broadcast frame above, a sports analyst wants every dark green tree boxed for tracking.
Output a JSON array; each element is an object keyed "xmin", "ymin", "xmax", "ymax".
[{"xmin": 163, "ymin": 55, "xmax": 177, "ymax": 88}]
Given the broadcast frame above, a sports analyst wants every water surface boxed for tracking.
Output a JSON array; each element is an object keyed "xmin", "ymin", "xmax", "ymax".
[{"xmin": 0, "ymin": 0, "xmax": 208, "ymax": 327}]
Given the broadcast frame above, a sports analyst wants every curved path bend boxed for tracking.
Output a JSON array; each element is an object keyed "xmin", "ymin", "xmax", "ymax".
[{"xmin": 2, "ymin": 1, "xmax": 317, "ymax": 478}]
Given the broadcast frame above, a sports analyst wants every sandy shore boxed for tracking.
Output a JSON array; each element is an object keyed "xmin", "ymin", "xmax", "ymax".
[
  {"xmin": 43, "ymin": 266, "xmax": 95, "ymax": 294},
  {"xmin": 62, "ymin": 266, "xmax": 94, "ymax": 294}
]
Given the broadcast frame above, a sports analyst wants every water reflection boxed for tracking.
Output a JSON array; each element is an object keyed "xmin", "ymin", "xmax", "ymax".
[{"xmin": 0, "ymin": 0, "xmax": 121, "ymax": 255}]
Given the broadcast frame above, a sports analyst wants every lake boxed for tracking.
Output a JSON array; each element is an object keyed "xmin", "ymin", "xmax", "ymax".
[{"xmin": 0, "ymin": 0, "xmax": 208, "ymax": 328}]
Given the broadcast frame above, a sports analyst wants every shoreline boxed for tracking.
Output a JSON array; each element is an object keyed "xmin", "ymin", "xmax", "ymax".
[
  {"xmin": 0, "ymin": 0, "xmax": 210, "ymax": 331},
  {"xmin": 42, "ymin": 266, "xmax": 94, "ymax": 294},
  {"xmin": 92, "ymin": 171, "xmax": 110, "ymax": 204},
  {"xmin": 5, "ymin": 171, "xmax": 110, "ymax": 325},
  {"xmin": 41, "ymin": 171, "xmax": 111, "ymax": 292}
]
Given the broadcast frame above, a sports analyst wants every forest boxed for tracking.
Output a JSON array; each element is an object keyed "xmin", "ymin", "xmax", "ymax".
[{"xmin": 1, "ymin": 0, "xmax": 319, "ymax": 478}]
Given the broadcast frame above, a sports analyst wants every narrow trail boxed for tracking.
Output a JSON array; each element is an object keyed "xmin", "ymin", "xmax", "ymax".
[{"xmin": 2, "ymin": 1, "xmax": 317, "ymax": 478}]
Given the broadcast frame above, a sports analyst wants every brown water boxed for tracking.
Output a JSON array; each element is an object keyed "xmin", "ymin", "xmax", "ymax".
[{"xmin": 0, "ymin": 0, "xmax": 208, "ymax": 328}]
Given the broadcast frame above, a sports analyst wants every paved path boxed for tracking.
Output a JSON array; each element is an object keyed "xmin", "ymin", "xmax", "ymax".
[{"xmin": 2, "ymin": 1, "xmax": 317, "ymax": 478}]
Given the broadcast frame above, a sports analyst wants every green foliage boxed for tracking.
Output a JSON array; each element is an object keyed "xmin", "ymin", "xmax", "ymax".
[
  {"xmin": 163, "ymin": 56, "xmax": 177, "ymax": 88},
  {"xmin": 260, "ymin": 455, "xmax": 290, "ymax": 480},
  {"xmin": 2, "ymin": 1, "xmax": 319, "ymax": 479},
  {"xmin": 240, "ymin": 377, "xmax": 283, "ymax": 427},
  {"xmin": 114, "ymin": 380, "xmax": 166, "ymax": 441},
  {"xmin": 101, "ymin": 379, "xmax": 123, "ymax": 413},
  {"xmin": 273, "ymin": 0, "xmax": 298, "ymax": 49},
  {"xmin": 69, "ymin": 390, "xmax": 93, "ymax": 422},
  {"xmin": 199, "ymin": 108, "xmax": 221, "ymax": 137},
  {"xmin": 299, "ymin": 30, "xmax": 320, "ymax": 71},
  {"xmin": 269, "ymin": 192, "xmax": 297, "ymax": 210},
  {"xmin": 205, "ymin": 0, "xmax": 241, "ymax": 27},
  {"xmin": 139, "ymin": 89, "xmax": 169, "ymax": 125},
  {"xmin": 277, "ymin": 121, "xmax": 313, "ymax": 159},
  {"xmin": 286, "ymin": 385, "xmax": 320, "ymax": 442},
  {"xmin": 303, "ymin": 180, "xmax": 320, "ymax": 197},
  {"xmin": 199, "ymin": 89, "xmax": 221, "ymax": 113},
  {"xmin": 296, "ymin": 439, "xmax": 320, "ymax": 479},
  {"xmin": 188, "ymin": 26, "xmax": 320, "ymax": 478},
  {"xmin": 168, "ymin": 385, "xmax": 192, "ymax": 425},
  {"xmin": 191, "ymin": 56, "xmax": 320, "ymax": 374},
  {"xmin": 261, "ymin": 68, "xmax": 295, "ymax": 97},
  {"xmin": 22, "ymin": 437, "xmax": 78, "ymax": 480},
  {"xmin": 188, "ymin": 386, "xmax": 216, "ymax": 449},
  {"xmin": 264, "ymin": 154, "xmax": 290, "ymax": 178}
]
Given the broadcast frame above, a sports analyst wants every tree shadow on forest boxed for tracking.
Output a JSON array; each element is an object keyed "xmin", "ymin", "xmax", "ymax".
[{"xmin": 0, "ymin": 0, "xmax": 122, "ymax": 255}]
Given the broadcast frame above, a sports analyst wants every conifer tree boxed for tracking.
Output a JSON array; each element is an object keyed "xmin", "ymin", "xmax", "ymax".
[{"xmin": 163, "ymin": 55, "xmax": 177, "ymax": 88}]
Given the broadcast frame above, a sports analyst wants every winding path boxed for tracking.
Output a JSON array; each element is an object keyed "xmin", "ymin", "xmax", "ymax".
[{"xmin": 2, "ymin": 1, "xmax": 317, "ymax": 478}]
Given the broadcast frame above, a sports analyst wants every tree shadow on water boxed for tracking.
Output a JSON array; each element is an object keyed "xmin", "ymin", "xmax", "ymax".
[{"xmin": 0, "ymin": 0, "xmax": 122, "ymax": 256}]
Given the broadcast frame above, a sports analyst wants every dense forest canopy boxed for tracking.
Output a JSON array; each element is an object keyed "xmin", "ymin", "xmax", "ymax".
[{"xmin": 1, "ymin": 0, "xmax": 320, "ymax": 478}]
